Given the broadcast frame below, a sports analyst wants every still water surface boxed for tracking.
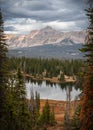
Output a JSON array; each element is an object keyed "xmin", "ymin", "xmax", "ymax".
[{"xmin": 26, "ymin": 79, "xmax": 81, "ymax": 101}]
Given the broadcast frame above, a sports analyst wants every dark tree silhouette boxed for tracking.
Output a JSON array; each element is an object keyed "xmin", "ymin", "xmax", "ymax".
[
  {"xmin": 80, "ymin": 1, "xmax": 93, "ymax": 130},
  {"xmin": 0, "ymin": 9, "xmax": 9, "ymax": 130}
]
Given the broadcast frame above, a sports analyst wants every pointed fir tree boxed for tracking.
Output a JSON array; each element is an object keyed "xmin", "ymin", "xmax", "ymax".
[
  {"xmin": 41, "ymin": 100, "xmax": 50, "ymax": 125},
  {"xmin": 15, "ymin": 67, "xmax": 31, "ymax": 130},
  {"xmin": 6, "ymin": 76, "xmax": 18, "ymax": 130},
  {"xmin": 29, "ymin": 88, "xmax": 41, "ymax": 130},
  {"xmin": 35, "ymin": 91, "xmax": 40, "ymax": 115},
  {"xmin": 71, "ymin": 105, "xmax": 81, "ymax": 130},
  {"xmin": 0, "ymin": 9, "xmax": 9, "ymax": 130},
  {"xmin": 29, "ymin": 87, "xmax": 36, "ymax": 129},
  {"xmin": 50, "ymin": 107, "xmax": 56, "ymax": 126},
  {"xmin": 80, "ymin": 1, "xmax": 93, "ymax": 130}
]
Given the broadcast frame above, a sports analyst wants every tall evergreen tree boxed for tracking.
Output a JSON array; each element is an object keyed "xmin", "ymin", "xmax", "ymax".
[
  {"xmin": 41, "ymin": 100, "xmax": 50, "ymax": 125},
  {"xmin": 6, "ymin": 77, "xmax": 18, "ymax": 130},
  {"xmin": 72, "ymin": 105, "xmax": 81, "ymax": 130},
  {"xmin": 0, "ymin": 9, "xmax": 9, "ymax": 130},
  {"xmin": 50, "ymin": 107, "xmax": 56, "ymax": 126},
  {"xmin": 29, "ymin": 88, "xmax": 41, "ymax": 130},
  {"xmin": 35, "ymin": 91, "xmax": 40, "ymax": 114},
  {"xmin": 29, "ymin": 88, "xmax": 36, "ymax": 129},
  {"xmin": 15, "ymin": 68, "xmax": 31, "ymax": 130},
  {"xmin": 80, "ymin": 1, "xmax": 93, "ymax": 130}
]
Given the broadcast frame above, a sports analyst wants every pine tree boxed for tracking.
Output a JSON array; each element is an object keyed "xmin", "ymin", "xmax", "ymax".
[
  {"xmin": 29, "ymin": 88, "xmax": 41, "ymax": 130},
  {"xmin": 72, "ymin": 105, "xmax": 81, "ymax": 130},
  {"xmin": 6, "ymin": 76, "xmax": 18, "ymax": 130},
  {"xmin": 41, "ymin": 100, "xmax": 50, "ymax": 125},
  {"xmin": 50, "ymin": 107, "xmax": 56, "ymax": 126},
  {"xmin": 35, "ymin": 91, "xmax": 40, "ymax": 114},
  {"xmin": 15, "ymin": 68, "xmax": 31, "ymax": 130},
  {"xmin": 80, "ymin": 1, "xmax": 93, "ymax": 130},
  {"xmin": 29, "ymin": 87, "xmax": 36, "ymax": 129},
  {"xmin": 0, "ymin": 9, "xmax": 9, "ymax": 130}
]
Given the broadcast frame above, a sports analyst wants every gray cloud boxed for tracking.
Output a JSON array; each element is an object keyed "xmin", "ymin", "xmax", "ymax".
[
  {"xmin": 0, "ymin": 0, "xmax": 88, "ymax": 21},
  {"xmin": 4, "ymin": 26, "xmax": 16, "ymax": 31},
  {"xmin": 0, "ymin": 0, "xmax": 90, "ymax": 34}
]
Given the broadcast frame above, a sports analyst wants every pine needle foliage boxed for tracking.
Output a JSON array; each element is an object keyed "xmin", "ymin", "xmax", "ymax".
[{"xmin": 80, "ymin": 2, "xmax": 93, "ymax": 130}]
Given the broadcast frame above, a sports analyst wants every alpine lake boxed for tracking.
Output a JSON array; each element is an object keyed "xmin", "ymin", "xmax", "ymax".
[{"xmin": 26, "ymin": 77, "xmax": 81, "ymax": 101}]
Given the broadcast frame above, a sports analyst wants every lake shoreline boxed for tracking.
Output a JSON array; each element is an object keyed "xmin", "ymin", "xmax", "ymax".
[{"xmin": 26, "ymin": 74, "xmax": 76, "ymax": 84}]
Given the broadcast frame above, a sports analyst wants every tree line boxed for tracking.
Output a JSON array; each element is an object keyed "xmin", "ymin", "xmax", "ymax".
[{"xmin": 8, "ymin": 57, "xmax": 84, "ymax": 79}]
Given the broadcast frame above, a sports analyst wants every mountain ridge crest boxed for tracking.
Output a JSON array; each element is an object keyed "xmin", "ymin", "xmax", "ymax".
[{"xmin": 6, "ymin": 26, "xmax": 86, "ymax": 49}]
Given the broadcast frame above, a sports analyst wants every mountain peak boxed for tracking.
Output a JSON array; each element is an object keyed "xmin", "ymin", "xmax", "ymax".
[
  {"xmin": 45, "ymin": 26, "xmax": 53, "ymax": 29},
  {"xmin": 6, "ymin": 28, "xmax": 85, "ymax": 49},
  {"xmin": 42, "ymin": 26, "xmax": 54, "ymax": 31}
]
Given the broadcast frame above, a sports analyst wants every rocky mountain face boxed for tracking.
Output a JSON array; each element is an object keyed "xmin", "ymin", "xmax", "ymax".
[{"xmin": 6, "ymin": 26, "xmax": 86, "ymax": 49}]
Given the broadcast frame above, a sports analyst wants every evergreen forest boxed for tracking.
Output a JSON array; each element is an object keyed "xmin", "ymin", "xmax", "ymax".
[{"xmin": 8, "ymin": 57, "xmax": 84, "ymax": 80}]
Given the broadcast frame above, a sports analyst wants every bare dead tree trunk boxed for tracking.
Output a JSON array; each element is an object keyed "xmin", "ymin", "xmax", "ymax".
[{"xmin": 65, "ymin": 86, "xmax": 71, "ymax": 130}]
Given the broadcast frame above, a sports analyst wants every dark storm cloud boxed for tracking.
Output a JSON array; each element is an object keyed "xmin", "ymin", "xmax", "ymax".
[
  {"xmin": 0, "ymin": 0, "xmax": 90, "ymax": 33},
  {"xmin": 0, "ymin": 0, "xmax": 88, "ymax": 22}
]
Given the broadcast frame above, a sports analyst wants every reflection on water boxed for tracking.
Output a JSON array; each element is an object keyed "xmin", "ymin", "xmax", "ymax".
[{"xmin": 26, "ymin": 77, "xmax": 81, "ymax": 101}]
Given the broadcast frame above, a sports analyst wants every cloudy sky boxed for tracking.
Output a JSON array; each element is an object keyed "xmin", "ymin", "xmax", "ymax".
[{"xmin": 0, "ymin": 0, "xmax": 90, "ymax": 34}]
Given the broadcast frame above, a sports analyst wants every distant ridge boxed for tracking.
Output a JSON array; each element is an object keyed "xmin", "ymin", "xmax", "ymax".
[{"xmin": 6, "ymin": 26, "xmax": 86, "ymax": 49}]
